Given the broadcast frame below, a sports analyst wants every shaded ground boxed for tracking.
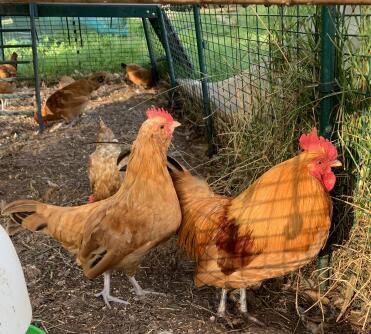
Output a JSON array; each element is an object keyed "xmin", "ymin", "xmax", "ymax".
[{"xmin": 0, "ymin": 79, "xmax": 357, "ymax": 334}]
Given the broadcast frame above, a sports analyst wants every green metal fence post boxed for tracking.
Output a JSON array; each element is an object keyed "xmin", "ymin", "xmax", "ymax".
[
  {"xmin": 142, "ymin": 18, "xmax": 159, "ymax": 85},
  {"xmin": 149, "ymin": 10, "xmax": 194, "ymax": 74},
  {"xmin": 319, "ymin": 6, "xmax": 336, "ymax": 139},
  {"xmin": 0, "ymin": 17, "xmax": 5, "ymax": 61},
  {"xmin": 318, "ymin": 5, "xmax": 337, "ymax": 291},
  {"xmin": 29, "ymin": 3, "xmax": 44, "ymax": 132},
  {"xmin": 193, "ymin": 4, "xmax": 215, "ymax": 157},
  {"xmin": 157, "ymin": 7, "xmax": 176, "ymax": 87}
]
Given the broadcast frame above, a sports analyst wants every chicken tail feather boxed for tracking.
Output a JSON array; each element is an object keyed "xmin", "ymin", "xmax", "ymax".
[
  {"xmin": 2, "ymin": 200, "xmax": 49, "ymax": 232},
  {"xmin": 167, "ymin": 155, "xmax": 185, "ymax": 173}
]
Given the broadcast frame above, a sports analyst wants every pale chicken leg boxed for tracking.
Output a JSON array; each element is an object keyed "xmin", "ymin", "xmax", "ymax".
[
  {"xmin": 95, "ymin": 272, "xmax": 129, "ymax": 308},
  {"xmin": 217, "ymin": 288, "xmax": 227, "ymax": 316},
  {"xmin": 127, "ymin": 275, "xmax": 165, "ymax": 298}
]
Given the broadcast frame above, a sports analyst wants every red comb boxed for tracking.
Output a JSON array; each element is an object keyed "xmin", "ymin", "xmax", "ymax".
[
  {"xmin": 146, "ymin": 107, "xmax": 174, "ymax": 123},
  {"xmin": 299, "ymin": 127, "xmax": 338, "ymax": 160}
]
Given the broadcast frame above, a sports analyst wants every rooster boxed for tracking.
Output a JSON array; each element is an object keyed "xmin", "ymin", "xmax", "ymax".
[
  {"xmin": 0, "ymin": 52, "xmax": 18, "ymax": 111},
  {"xmin": 121, "ymin": 63, "xmax": 153, "ymax": 89},
  {"xmin": 170, "ymin": 128, "xmax": 341, "ymax": 316},
  {"xmin": 2, "ymin": 107, "xmax": 182, "ymax": 308},
  {"xmin": 35, "ymin": 71, "xmax": 108, "ymax": 127}
]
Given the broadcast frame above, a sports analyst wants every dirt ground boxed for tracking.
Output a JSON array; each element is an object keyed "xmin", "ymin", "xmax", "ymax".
[{"xmin": 0, "ymin": 78, "xmax": 357, "ymax": 334}]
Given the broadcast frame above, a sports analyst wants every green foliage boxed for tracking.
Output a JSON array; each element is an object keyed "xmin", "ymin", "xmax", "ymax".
[{"xmin": 4, "ymin": 18, "xmax": 149, "ymax": 79}]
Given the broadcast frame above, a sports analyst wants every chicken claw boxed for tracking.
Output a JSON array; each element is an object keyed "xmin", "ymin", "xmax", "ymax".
[
  {"xmin": 127, "ymin": 275, "xmax": 165, "ymax": 299},
  {"xmin": 96, "ymin": 272, "xmax": 129, "ymax": 308}
]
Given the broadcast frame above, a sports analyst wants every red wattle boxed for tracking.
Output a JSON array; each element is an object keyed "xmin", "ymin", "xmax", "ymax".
[{"xmin": 322, "ymin": 172, "xmax": 336, "ymax": 192}]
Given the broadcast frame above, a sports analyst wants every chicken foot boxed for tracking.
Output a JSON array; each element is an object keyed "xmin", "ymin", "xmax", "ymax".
[
  {"xmin": 217, "ymin": 288, "xmax": 262, "ymax": 324},
  {"xmin": 95, "ymin": 272, "xmax": 129, "ymax": 308},
  {"xmin": 239, "ymin": 288, "xmax": 264, "ymax": 325},
  {"xmin": 64, "ymin": 117, "xmax": 80, "ymax": 128},
  {"xmin": 49, "ymin": 117, "xmax": 80, "ymax": 133},
  {"xmin": 127, "ymin": 275, "xmax": 165, "ymax": 299}
]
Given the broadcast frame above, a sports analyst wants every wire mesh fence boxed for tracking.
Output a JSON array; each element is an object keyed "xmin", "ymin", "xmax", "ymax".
[
  {"xmin": 0, "ymin": 4, "xmax": 368, "ymax": 161},
  {"xmin": 0, "ymin": 2, "xmax": 369, "ymax": 328},
  {"xmin": 1, "ymin": 15, "xmax": 151, "ymax": 79},
  {"xmin": 149, "ymin": 5, "xmax": 368, "ymax": 162},
  {"xmin": 149, "ymin": 4, "xmax": 323, "ymax": 162}
]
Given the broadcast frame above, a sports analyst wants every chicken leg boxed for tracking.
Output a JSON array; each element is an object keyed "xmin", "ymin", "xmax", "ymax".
[
  {"xmin": 1, "ymin": 99, "xmax": 7, "ymax": 111},
  {"xmin": 64, "ymin": 116, "xmax": 80, "ymax": 128},
  {"xmin": 217, "ymin": 288, "xmax": 228, "ymax": 317},
  {"xmin": 240, "ymin": 288, "xmax": 247, "ymax": 313},
  {"xmin": 95, "ymin": 272, "xmax": 129, "ymax": 308},
  {"xmin": 127, "ymin": 275, "xmax": 165, "ymax": 298},
  {"xmin": 239, "ymin": 288, "xmax": 264, "ymax": 325}
]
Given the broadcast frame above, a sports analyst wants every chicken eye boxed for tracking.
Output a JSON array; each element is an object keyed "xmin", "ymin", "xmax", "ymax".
[
  {"xmin": 160, "ymin": 125, "xmax": 165, "ymax": 129},
  {"xmin": 318, "ymin": 160, "xmax": 322, "ymax": 165}
]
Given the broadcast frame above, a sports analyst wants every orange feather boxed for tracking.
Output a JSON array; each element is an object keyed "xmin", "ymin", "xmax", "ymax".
[{"xmin": 174, "ymin": 151, "xmax": 334, "ymax": 289}]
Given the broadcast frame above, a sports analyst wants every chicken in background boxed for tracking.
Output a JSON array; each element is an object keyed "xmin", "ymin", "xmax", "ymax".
[
  {"xmin": 2, "ymin": 107, "xmax": 182, "ymax": 308},
  {"xmin": 58, "ymin": 75, "xmax": 75, "ymax": 89},
  {"xmin": 121, "ymin": 63, "xmax": 153, "ymax": 89},
  {"xmin": 88, "ymin": 119, "xmax": 128, "ymax": 203},
  {"xmin": 0, "ymin": 52, "xmax": 18, "ymax": 111},
  {"xmin": 170, "ymin": 128, "xmax": 341, "ymax": 317},
  {"xmin": 35, "ymin": 71, "xmax": 108, "ymax": 128}
]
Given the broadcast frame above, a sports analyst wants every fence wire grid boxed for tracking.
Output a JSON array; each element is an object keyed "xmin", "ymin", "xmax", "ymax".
[
  {"xmin": 0, "ymin": 3, "xmax": 369, "ymax": 327},
  {"xmin": 1, "ymin": 16, "xmax": 150, "ymax": 79}
]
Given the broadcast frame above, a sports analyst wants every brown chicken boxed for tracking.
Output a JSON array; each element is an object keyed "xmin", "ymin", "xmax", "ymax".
[
  {"xmin": 35, "ymin": 71, "xmax": 108, "ymax": 126},
  {"xmin": 0, "ymin": 52, "xmax": 17, "ymax": 111},
  {"xmin": 121, "ymin": 63, "xmax": 153, "ymax": 88},
  {"xmin": 88, "ymin": 119, "xmax": 184, "ymax": 204},
  {"xmin": 2, "ymin": 107, "xmax": 182, "ymax": 308},
  {"xmin": 87, "ymin": 119, "xmax": 128, "ymax": 203},
  {"xmin": 171, "ymin": 128, "xmax": 341, "ymax": 316},
  {"xmin": 58, "ymin": 75, "xmax": 75, "ymax": 89}
]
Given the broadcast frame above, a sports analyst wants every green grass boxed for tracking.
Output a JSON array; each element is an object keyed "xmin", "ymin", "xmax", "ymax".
[
  {"xmin": 167, "ymin": 5, "xmax": 317, "ymax": 82},
  {"xmin": 3, "ymin": 6, "xmax": 317, "ymax": 82},
  {"xmin": 330, "ymin": 6, "xmax": 370, "ymax": 329},
  {"xmin": 3, "ymin": 18, "xmax": 150, "ymax": 79}
]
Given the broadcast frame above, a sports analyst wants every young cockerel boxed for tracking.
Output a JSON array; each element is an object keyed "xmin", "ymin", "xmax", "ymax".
[
  {"xmin": 171, "ymin": 128, "xmax": 341, "ymax": 316},
  {"xmin": 0, "ymin": 52, "xmax": 18, "ymax": 111},
  {"xmin": 35, "ymin": 71, "xmax": 108, "ymax": 127},
  {"xmin": 2, "ymin": 107, "xmax": 181, "ymax": 308}
]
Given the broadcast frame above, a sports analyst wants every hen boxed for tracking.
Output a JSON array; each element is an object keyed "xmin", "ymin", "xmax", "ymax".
[
  {"xmin": 87, "ymin": 119, "xmax": 124, "ymax": 203},
  {"xmin": 88, "ymin": 120, "xmax": 183, "ymax": 203},
  {"xmin": 0, "ymin": 52, "xmax": 18, "ymax": 111},
  {"xmin": 171, "ymin": 128, "xmax": 341, "ymax": 316},
  {"xmin": 121, "ymin": 63, "xmax": 153, "ymax": 88},
  {"xmin": 35, "ymin": 71, "xmax": 108, "ymax": 127},
  {"xmin": 2, "ymin": 107, "xmax": 181, "ymax": 308}
]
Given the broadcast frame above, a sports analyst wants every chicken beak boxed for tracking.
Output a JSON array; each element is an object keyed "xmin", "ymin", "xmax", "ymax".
[
  {"xmin": 331, "ymin": 160, "xmax": 342, "ymax": 167},
  {"xmin": 171, "ymin": 121, "xmax": 181, "ymax": 130}
]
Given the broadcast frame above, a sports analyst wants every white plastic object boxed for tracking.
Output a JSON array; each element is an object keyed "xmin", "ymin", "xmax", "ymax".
[{"xmin": 0, "ymin": 225, "xmax": 32, "ymax": 334}]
